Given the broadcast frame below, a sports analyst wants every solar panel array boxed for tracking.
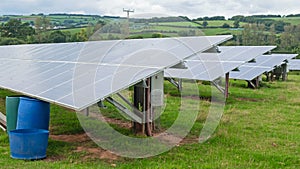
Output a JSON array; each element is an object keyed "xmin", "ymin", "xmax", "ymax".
[
  {"xmin": 288, "ymin": 59, "xmax": 300, "ymax": 71},
  {"xmin": 0, "ymin": 35, "xmax": 232, "ymax": 110},
  {"xmin": 230, "ymin": 54, "xmax": 297, "ymax": 80},
  {"xmin": 229, "ymin": 66, "xmax": 271, "ymax": 81},
  {"xmin": 165, "ymin": 46, "xmax": 276, "ymax": 81}
]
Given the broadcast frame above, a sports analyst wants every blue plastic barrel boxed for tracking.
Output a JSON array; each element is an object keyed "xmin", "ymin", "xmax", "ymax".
[
  {"xmin": 16, "ymin": 97, "xmax": 50, "ymax": 130},
  {"xmin": 5, "ymin": 96, "xmax": 20, "ymax": 132},
  {"xmin": 9, "ymin": 129, "xmax": 49, "ymax": 160}
]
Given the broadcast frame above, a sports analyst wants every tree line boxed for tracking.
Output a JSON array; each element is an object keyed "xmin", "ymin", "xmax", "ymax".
[
  {"xmin": 0, "ymin": 17, "xmax": 106, "ymax": 45},
  {"xmin": 0, "ymin": 16, "xmax": 299, "ymax": 56},
  {"xmin": 234, "ymin": 23, "xmax": 300, "ymax": 55}
]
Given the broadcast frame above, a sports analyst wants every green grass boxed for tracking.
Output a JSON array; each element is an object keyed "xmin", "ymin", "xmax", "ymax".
[
  {"xmin": 149, "ymin": 22, "xmax": 201, "ymax": 27},
  {"xmin": 144, "ymin": 25, "xmax": 199, "ymax": 32},
  {"xmin": 269, "ymin": 17, "xmax": 300, "ymax": 25},
  {"xmin": 0, "ymin": 75, "xmax": 300, "ymax": 168},
  {"xmin": 134, "ymin": 21, "xmax": 246, "ymax": 37},
  {"xmin": 61, "ymin": 28, "xmax": 85, "ymax": 34},
  {"xmin": 202, "ymin": 28, "xmax": 243, "ymax": 36},
  {"xmin": 1, "ymin": 14, "xmax": 100, "ymax": 26},
  {"xmin": 196, "ymin": 20, "xmax": 248, "ymax": 27}
]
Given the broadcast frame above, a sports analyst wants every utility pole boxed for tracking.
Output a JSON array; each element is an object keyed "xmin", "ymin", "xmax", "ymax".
[
  {"xmin": 123, "ymin": 8, "xmax": 134, "ymax": 19},
  {"xmin": 122, "ymin": 8, "xmax": 134, "ymax": 37}
]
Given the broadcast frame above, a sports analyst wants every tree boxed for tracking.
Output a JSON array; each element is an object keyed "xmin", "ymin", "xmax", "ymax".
[
  {"xmin": 240, "ymin": 23, "xmax": 268, "ymax": 45},
  {"xmin": 0, "ymin": 19, "xmax": 35, "ymax": 39},
  {"xmin": 202, "ymin": 21, "xmax": 208, "ymax": 28},
  {"xmin": 267, "ymin": 24, "xmax": 277, "ymax": 45},
  {"xmin": 0, "ymin": 37, "xmax": 25, "ymax": 45},
  {"xmin": 255, "ymin": 23, "xmax": 266, "ymax": 45},
  {"xmin": 93, "ymin": 20, "xmax": 106, "ymax": 33},
  {"xmin": 35, "ymin": 16, "xmax": 51, "ymax": 43},
  {"xmin": 233, "ymin": 20, "xmax": 240, "ymax": 28},
  {"xmin": 241, "ymin": 24, "xmax": 252, "ymax": 45},
  {"xmin": 152, "ymin": 33, "xmax": 163, "ymax": 38},
  {"xmin": 274, "ymin": 21, "xmax": 286, "ymax": 33},
  {"xmin": 35, "ymin": 16, "xmax": 51, "ymax": 31},
  {"xmin": 49, "ymin": 30, "xmax": 66, "ymax": 43},
  {"xmin": 280, "ymin": 25, "xmax": 300, "ymax": 50},
  {"xmin": 86, "ymin": 23, "xmax": 94, "ymax": 38},
  {"xmin": 71, "ymin": 29, "xmax": 88, "ymax": 42},
  {"xmin": 222, "ymin": 23, "xmax": 230, "ymax": 28}
]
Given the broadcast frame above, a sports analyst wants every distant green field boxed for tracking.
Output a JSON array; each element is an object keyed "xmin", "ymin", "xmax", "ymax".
[
  {"xmin": 148, "ymin": 20, "xmax": 247, "ymax": 28},
  {"xmin": 150, "ymin": 21, "xmax": 201, "ymax": 27},
  {"xmin": 149, "ymin": 25, "xmax": 200, "ymax": 32},
  {"xmin": 196, "ymin": 20, "xmax": 248, "ymax": 27},
  {"xmin": 7, "ymin": 16, "xmax": 37, "ymax": 23},
  {"xmin": 61, "ymin": 27, "xmax": 85, "ymax": 34},
  {"xmin": 202, "ymin": 28, "xmax": 243, "ymax": 36},
  {"xmin": 1, "ymin": 15, "xmax": 100, "ymax": 26},
  {"xmin": 269, "ymin": 17, "xmax": 300, "ymax": 25}
]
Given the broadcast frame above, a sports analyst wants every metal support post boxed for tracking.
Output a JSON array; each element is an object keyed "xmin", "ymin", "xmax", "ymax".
[
  {"xmin": 0, "ymin": 112, "xmax": 6, "ymax": 131},
  {"xmin": 82, "ymin": 107, "xmax": 89, "ymax": 117},
  {"xmin": 225, "ymin": 72, "xmax": 230, "ymax": 98}
]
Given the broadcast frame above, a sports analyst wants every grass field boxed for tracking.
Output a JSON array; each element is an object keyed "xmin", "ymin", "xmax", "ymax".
[
  {"xmin": 60, "ymin": 28, "xmax": 85, "ymax": 34},
  {"xmin": 149, "ymin": 21, "xmax": 201, "ymax": 27},
  {"xmin": 0, "ymin": 72, "xmax": 300, "ymax": 168},
  {"xmin": 201, "ymin": 28, "xmax": 243, "ymax": 36},
  {"xmin": 196, "ymin": 20, "xmax": 248, "ymax": 27},
  {"xmin": 269, "ymin": 17, "xmax": 300, "ymax": 25}
]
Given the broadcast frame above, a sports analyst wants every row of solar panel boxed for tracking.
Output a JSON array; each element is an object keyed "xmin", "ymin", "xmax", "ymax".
[
  {"xmin": 0, "ymin": 36, "xmax": 231, "ymax": 110},
  {"xmin": 165, "ymin": 46, "xmax": 277, "ymax": 81},
  {"xmin": 167, "ymin": 47, "xmax": 298, "ymax": 81},
  {"xmin": 0, "ymin": 35, "xmax": 298, "ymax": 111},
  {"xmin": 229, "ymin": 54, "xmax": 298, "ymax": 80}
]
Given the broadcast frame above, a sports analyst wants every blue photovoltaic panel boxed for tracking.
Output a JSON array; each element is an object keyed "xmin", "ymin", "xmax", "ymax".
[
  {"xmin": 229, "ymin": 66, "xmax": 271, "ymax": 81},
  {"xmin": 289, "ymin": 59, "xmax": 300, "ymax": 70},
  {"xmin": 230, "ymin": 54, "xmax": 298, "ymax": 80},
  {"xmin": 0, "ymin": 35, "xmax": 232, "ymax": 110},
  {"xmin": 165, "ymin": 60, "xmax": 244, "ymax": 81},
  {"xmin": 165, "ymin": 46, "xmax": 275, "ymax": 81},
  {"xmin": 249, "ymin": 54, "xmax": 297, "ymax": 68},
  {"xmin": 188, "ymin": 46, "xmax": 276, "ymax": 62},
  {"xmin": 0, "ymin": 36, "xmax": 232, "ymax": 64}
]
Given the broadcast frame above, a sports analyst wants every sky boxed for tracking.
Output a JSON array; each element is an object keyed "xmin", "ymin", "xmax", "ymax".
[{"xmin": 0, "ymin": 0, "xmax": 300, "ymax": 19}]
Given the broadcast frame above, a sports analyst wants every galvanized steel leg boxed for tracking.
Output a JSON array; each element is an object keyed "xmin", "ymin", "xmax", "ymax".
[{"xmin": 225, "ymin": 73, "xmax": 230, "ymax": 98}]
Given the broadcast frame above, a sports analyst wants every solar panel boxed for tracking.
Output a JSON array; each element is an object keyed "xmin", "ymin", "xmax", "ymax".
[
  {"xmin": 289, "ymin": 59, "xmax": 300, "ymax": 70},
  {"xmin": 0, "ymin": 36, "xmax": 231, "ymax": 63},
  {"xmin": 165, "ymin": 46, "xmax": 275, "ymax": 81},
  {"xmin": 289, "ymin": 59, "xmax": 300, "ymax": 64},
  {"xmin": 165, "ymin": 60, "xmax": 243, "ymax": 81},
  {"xmin": 187, "ymin": 46, "xmax": 276, "ymax": 62},
  {"xmin": 249, "ymin": 54, "xmax": 297, "ymax": 68},
  {"xmin": 0, "ymin": 35, "xmax": 232, "ymax": 110},
  {"xmin": 230, "ymin": 54, "xmax": 297, "ymax": 80},
  {"xmin": 229, "ymin": 66, "xmax": 271, "ymax": 81}
]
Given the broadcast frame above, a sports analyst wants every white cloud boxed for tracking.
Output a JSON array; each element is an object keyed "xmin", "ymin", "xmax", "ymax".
[{"xmin": 0, "ymin": 0, "xmax": 299, "ymax": 18}]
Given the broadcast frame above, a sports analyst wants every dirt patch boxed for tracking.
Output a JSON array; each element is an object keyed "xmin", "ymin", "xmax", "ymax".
[
  {"xmin": 49, "ymin": 132, "xmax": 120, "ymax": 162},
  {"xmin": 89, "ymin": 112, "xmax": 132, "ymax": 129},
  {"xmin": 74, "ymin": 146, "xmax": 119, "ymax": 161},
  {"xmin": 47, "ymin": 115, "xmax": 201, "ymax": 162},
  {"xmin": 45, "ymin": 155, "xmax": 65, "ymax": 162},
  {"xmin": 102, "ymin": 116, "xmax": 132, "ymax": 129},
  {"xmin": 152, "ymin": 132, "xmax": 200, "ymax": 146},
  {"xmin": 180, "ymin": 137, "xmax": 199, "ymax": 145},
  {"xmin": 50, "ymin": 133, "xmax": 90, "ymax": 143}
]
